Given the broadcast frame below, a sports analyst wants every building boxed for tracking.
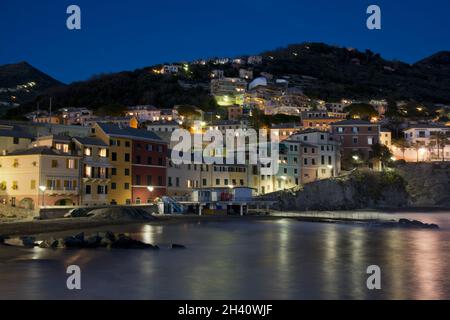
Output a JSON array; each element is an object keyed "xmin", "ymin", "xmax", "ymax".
[
  {"xmin": 211, "ymin": 77, "xmax": 247, "ymax": 106},
  {"xmin": 271, "ymin": 123, "xmax": 302, "ymax": 141},
  {"xmin": 73, "ymin": 137, "xmax": 112, "ymax": 206},
  {"xmin": 92, "ymin": 123, "xmax": 167, "ymax": 205},
  {"xmin": 289, "ymin": 130, "xmax": 341, "ymax": 184},
  {"xmin": 301, "ymin": 111, "xmax": 340, "ymax": 131},
  {"xmin": 403, "ymin": 124, "xmax": 450, "ymax": 145},
  {"xmin": 0, "ymin": 124, "xmax": 34, "ymax": 155},
  {"xmin": 228, "ymin": 105, "xmax": 243, "ymax": 120},
  {"xmin": 239, "ymin": 69, "xmax": 253, "ymax": 80},
  {"xmin": 0, "ymin": 147, "xmax": 81, "ymax": 209},
  {"xmin": 330, "ymin": 119, "xmax": 380, "ymax": 164},
  {"xmin": 59, "ymin": 107, "xmax": 93, "ymax": 125},
  {"xmin": 379, "ymin": 128, "xmax": 392, "ymax": 147},
  {"xmin": 247, "ymin": 55, "xmax": 262, "ymax": 64},
  {"xmin": 131, "ymin": 135, "xmax": 168, "ymax": 204},
  {"xmin": 125, "ymin": 105, "xmax": 161, "ymax": 122}
]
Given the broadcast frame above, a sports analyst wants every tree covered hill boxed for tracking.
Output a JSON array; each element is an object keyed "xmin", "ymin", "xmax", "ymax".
[{"xmin": 2, "ymin": 43, "xmax": 450, "ymax": 120}]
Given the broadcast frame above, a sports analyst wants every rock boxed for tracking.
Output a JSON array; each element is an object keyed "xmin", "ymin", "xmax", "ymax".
[
  {"xmin": 86, "ymin": 235, "xmax": 102, "ymax": 248},
  {"xmin": 109, "ymin": 234, "xmax": 158, "ymax": 249},
  {"xmin": 0, "ymin": 235, "xmax": 8, "ymax": 244},
  {"xmin": 39, "ymin": 239, "xmax": 59, "ymax": 248},
  {"xmin": 20, "ymin": 236, "xmax": 37, "ymax": 247},
  {"xmin": 62, "ymin": 235, "xmax": 85, "ymax": 248},
  {"xmin": 171, "ymin": 244, "xmax": 186, "ymax": 249}
]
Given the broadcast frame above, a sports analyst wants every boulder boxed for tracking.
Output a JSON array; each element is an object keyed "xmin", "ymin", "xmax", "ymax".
[
  {"xmin": 171, "ymin": 244, "xmax": 186, "ymax": 249},
  {"xmin": 20, "ymin": 236, "xmax": 37, "ymax": 247},
  {"xmin": 39, "ymin": 239, "xmax": 59, "ymax": 249}
]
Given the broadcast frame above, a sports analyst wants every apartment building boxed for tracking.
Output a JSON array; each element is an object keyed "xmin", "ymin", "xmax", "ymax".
[
  {"xmin": 0, "ymin": 124, "xmax": 34, "ymax": 155},
  {"xmin": 330, "ymin": 119, "xmax": 380, "ymax": 162},
  {"xmin": 0, "ymin": 147, "xmax": 81, "ymax": 209}
]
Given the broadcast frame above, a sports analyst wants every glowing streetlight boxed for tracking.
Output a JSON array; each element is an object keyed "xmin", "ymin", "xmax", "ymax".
[
  {"xmin": 39, "ymin": 185, "xmax": 46, "ymax": 207},
  {"xmin": 390, "ymin": 156, "xmax": 396, "ymax": 161},
  {"xmin": 147, "ymin": 186, "xmax": 154, "ymax": 192},
  {"xmin": 352, "ymin": 155, "xmax": 359, "ymax": 161}
]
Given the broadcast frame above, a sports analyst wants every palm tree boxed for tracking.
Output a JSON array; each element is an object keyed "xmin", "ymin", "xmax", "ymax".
[
  {"xmin": 392, "ymin": 137, "xmax": 409, "ymax": 160},
  {"xmin": 411, "ymin": 141, "xmax": 425, "ymax": 162}
]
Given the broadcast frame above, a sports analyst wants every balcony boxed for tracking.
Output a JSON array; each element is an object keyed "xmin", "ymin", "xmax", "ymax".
[{"xmin": 45, "ymin": 187, "xmax": 79, "ymax": 196}]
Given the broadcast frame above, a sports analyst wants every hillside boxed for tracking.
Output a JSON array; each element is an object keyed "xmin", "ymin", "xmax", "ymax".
[
  {"xmin": 0, "ymin": 61, "xmax": 63, "ymax": 108},
  {"xmin": 2, "ymin": 42, "xmax": 450, "ymax": 119}
]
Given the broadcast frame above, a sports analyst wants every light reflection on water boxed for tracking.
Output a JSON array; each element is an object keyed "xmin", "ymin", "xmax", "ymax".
[{"xmin": 0, "ymin": 212, "xmax": 449, "ymax": 299}]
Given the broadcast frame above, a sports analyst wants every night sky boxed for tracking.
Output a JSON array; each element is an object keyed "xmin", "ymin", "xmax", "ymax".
[{"xmin": 1, "ymin": 0, "xmax": 449, "ymax": 84}]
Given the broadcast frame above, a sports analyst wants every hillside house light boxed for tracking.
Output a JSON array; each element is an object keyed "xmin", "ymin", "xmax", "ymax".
[
  {"xmin": 352, "ymin": 155, "xmax": 359, "ymax": 161},
  {"xmin": 390, "ymin": 156, "xmax": 396, "ymax": 161},
  {"xmin": 327, "ymin": 165, "xmax": 333, "ymax": 169},
  {"xmin": 147, "ymin": 186, "xmax": 154, "ymax": 192}
]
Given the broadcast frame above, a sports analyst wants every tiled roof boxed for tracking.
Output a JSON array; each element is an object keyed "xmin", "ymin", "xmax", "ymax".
[
  {"xmin": 73, "ymin": 137, "xmax": 108, "ymax": 147},
  {"xmin": 96, "ymin": 123, "xmax": 164, "ymax": 143},
  {"xmin": 4, "ymin": 146, "xmax": 68, "ymax": 156},
  {"xmin": 331, "ymin": 119, "xmax": 375, "ymax": 126}
]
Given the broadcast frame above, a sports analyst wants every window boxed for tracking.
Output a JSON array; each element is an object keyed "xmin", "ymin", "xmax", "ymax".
[
  {"xmin": 98, "ymin": 148, "xmax": 107, "ymax": 157},
  {"xmin": 202, "ymin": 179, "xmax": 207, "ymax": 186},
  {"xmin": 216, "ymin": 179, "xmax": 220, "ymax": 185},
  {"xmin": 328, "ymin": 156, "xmax": 332, "ymax": 165},
  {"xmin": 125, "ymin": 141, "xmax": 130, "ymax": 147},
  {"xmin": 321, "ymin": 155, "xmax": 325, "ymax": 165},
  {"xmin": 158, "ymin": 176, "xmax": 163, "ymax": 186},
  {"xmin": 136, "ymin": 175, "xmax": 141, "ymax": 185},
  {"xmin": 30, "ymin": 180, "xmax": 36, "ymax": 189},
  {"xmin": 124, "ymin": 183, "xmax": 130, "ymax": 190},
  {"xmin": 176, "ymin": 177, "xmax": 180, "ymax": 187},
  {"xmin": 240, "ymin": 179, "xmax": 244, "ymax": 186},
  {"xmin": 312, "ymin": 158, "xmax": 316, "ymax": 165},
  {"xmin": 111, "ymin": 183, "xmax": 116, "ymax": 190},
  {"xmin": 111, "ymin": 168, "xmax": 117, "ymax": 176},
  {"xmin": 168, "ymin": 177, "xmax": 173, "ymax": 187},
  {"xmin": 303, "ymin": 147, "xmax": 308, "ymax": 153},
  {"xmin": 147, "ymin": 157, "xmax": 152, "ymax": 165},
  {"xmin": 320, "ymin": 134, "xmax": 325, "ymax": 140},
  {"xmin": 13, "ymin": 137, "xmax": 19, "ymax": 144},
  {"xmin": 147, "ymin": 144, "xmax": 153, "ymax": 152},
  {"xmin": 125, "ymin": 168, "xmax": 130, "ymax": 176},
  {"xmin": 97, "ymin": 185, "xmax": 107, "ymax": 194},
  {"xmin": 51, "ymin": 160, "xmax": 58, "ymax": 168},
  {"xmin": 352, "ymin": 127, "xmax": 359, "ymax": 133},
  {"xmin": 136, "ymin": 156, "xmax": 141, "ymax": 164},
  {"xmin": 147, "ymin": 175, "xmax": 152, "ymax": 185},
  {"xmin": 224, "ymin": 179, "xmax": 229, "ymax": 185},
  {"xmin": 125, "ymin": 153, "xmax": 130, "ymax": 162},
  {"xmin": 304, "ymin": 158, "xmax": 308, "ymax": 165},
  {"xmin": 158, "ymin": 158, "xmax": 163, "ymax": 166},
  {"xmin": 353, "ymin": 137, "xmax": 358, "ymax": 144},
  {"xmin": 111, "ymin": 152, "xmax": 117, "ymax": 161},
  {"xmin": 84, "ymin": 147, "xmax": 92, "ymax": 156},
  {"xmin": 337, "ymin": 127, "xmax": 344, "ymax": 133},
  {"xmin": 85, "ymin": 165, "xmax": 92, "ymax": 178},
  {"xmin": 67, "ymin": 159, "xmax": 75, "ymax": 169},
  {"xmin": 85, "ymin": 185, "xmax": 91, "ymax": 194},
  {"xmin": 368, "ymin": 137, "xmax": 373, "ymax": 145}
]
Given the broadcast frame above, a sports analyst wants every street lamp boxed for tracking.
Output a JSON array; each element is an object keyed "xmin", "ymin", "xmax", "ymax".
[
  {"xmin": 352, "ymin": 155, "xmax": 359, "ymax": 161},
  {"xmin": 39, "ymin": 186, "xmax": 46, "ymax": 207},
  {"xmin": 147, "ymin": 186, "xmax": 154, "ymax": 192}
]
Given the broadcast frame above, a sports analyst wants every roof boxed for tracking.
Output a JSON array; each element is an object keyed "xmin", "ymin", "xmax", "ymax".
[
  {"xmin": 96, "ymin": 123, "xmax": 164, "ymax": 143},
  {"xmin": 405, "ymin": 124, "xmax": 449, "ymax": 130},
  {"xmin": 4, "ymin": 146, "xmax": 73, "ymax": 157},
  {"xmin": 73, "ymin": 137, "xmax": 108, "ymax": 147},
  {"xmin": 331, "ymin": 119, "xmax": 376, "ymax": 126},
  {"xmin": 36, "ymin": 134, "xmax": 72, "ymax": 142},
  {"xmin": 0, "ymin": 124, "xmax": 34, "ymax": 139}
]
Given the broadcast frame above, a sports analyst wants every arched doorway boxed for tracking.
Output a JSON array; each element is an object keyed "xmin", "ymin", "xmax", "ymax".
[
  {"xmin": 19, "ymin": 198, "xmax": 34, "ymax": 210},
  {"xmin": 55, "ymin": 199, "xmax": 73, "ymax": 206}
]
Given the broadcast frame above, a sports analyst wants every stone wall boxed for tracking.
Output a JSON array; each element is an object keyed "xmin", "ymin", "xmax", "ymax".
[{"xmin": 263, "ymin": 163, "xmax": 449, "ymax": 211}]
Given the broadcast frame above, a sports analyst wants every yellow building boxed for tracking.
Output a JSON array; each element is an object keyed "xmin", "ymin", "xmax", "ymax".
[
  {"xmin": 380, "ymin": 128, "xmax": 392, "ymax": 147},
  {"xmin": 0, "ymin": 147, "xmax": 80, "ymax": 209},
  {"xmin": 92, "ymin": 123, "xmax": 133, "ymax": 205},
  {"xmin": 0, "ymin": 124, "xmax": 34, "ymax": 155}
]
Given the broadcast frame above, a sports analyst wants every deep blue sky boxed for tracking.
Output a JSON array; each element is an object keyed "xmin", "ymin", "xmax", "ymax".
[{"xmin": 1, "ymin": 0, "xmax": 449, "ymax": 84}]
